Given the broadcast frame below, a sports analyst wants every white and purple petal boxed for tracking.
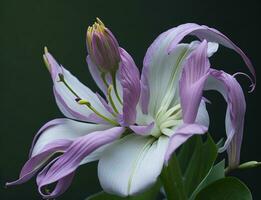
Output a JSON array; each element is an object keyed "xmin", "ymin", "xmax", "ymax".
[
  {"xmin": 6, "ymin": 119, "xmax": 112, "ymax": 187},
  {"xmin": 179, "ymin": 40, "xmax": 210, "ymax": 123},
  {"xmin": 205, "ymin": 69, "xmax": 246, "ymax": 168},
  {"xmin": 36, "ymin": 127, "xmax": 125, "ymax": 198},
  {"xmin": 87, "ymin": 55, "xmax": 111, "ymax": 94},
  {"xmin": 140, "ymin": 31, "xmax": 216, "ymax": 116},
  {"xmin": 6, "ymin": 139, "xmax": 72, "ymax": 187},
  {"xmin": 44, "ymin": 51, "xmax": 114, "ymax": 123},
  {"xmin": 166, "ymin": 23, "xmax": 255, "ymax": 90},
  {"xmin": 119, "ymin": 48, "xmax": 141, "ymax": 125},
  {"xmin": 141, "ymin": 42, "xmax": 191, "ymax": 115}
]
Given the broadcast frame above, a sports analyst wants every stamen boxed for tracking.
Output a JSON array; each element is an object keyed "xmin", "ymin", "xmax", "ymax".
[
  {"xmin": 157, "ymin": 104, "xmax": 181, "ymax": 125},
  {"xmin": 160, "ymin": 119, "xmax": 181, "ymax": 130},
  {"xmin": 107, "ymin": 85, "xmax": 119, "ymax": 114},
  {"xmin": 96, "ymin": 17, "xmax": 105, "ymax": 27},
  {"xmin": 58, "ymin": 73, "xmax": 80, "ymax": 98},
  {"xmin": 161, "ymin": 128, "xmax": 175, "ymax": 137},
  {"xmin": 101, "ymin": 72, "xmax": 122, "ymax": 109},
  {"xmin": 156, "ymin": 47, "xmax": 189, "ymax": 116},
  {"xmin": 77, "ymin": 99, "xmax": 118, "ymax": 125},
  {"xmin": 57, "ymin": 73, "xmax": 118, "ymax": 125},
  {"xmin": 44, "ymin": 46, "xmax": 48, "ymax": 54},
  {"xmin": 43, "ymin": 47, "xmax": 51, "ymax": 72}
]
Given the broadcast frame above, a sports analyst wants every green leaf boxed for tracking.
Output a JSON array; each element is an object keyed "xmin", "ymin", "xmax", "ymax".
[
  {"xmin": 160, "ymin": 154, "xmax": 187, "ymax": 200},
  {"xmin": 189, "ymin": 160, "xmax": 225, "ymax": 200},
  {"xmin": 85, "ymin": 181, "xmax": 160, "ymax": 200},
  {"xmin": 182, "ymin": 134, "xmax": 218, "ymax": 196},
  {"xmin": 177, "ymin": 135, "xmax": 199, "ymax": 174},
  {"xmin": 195, "ymin": 177, "xmax": 253, "ymax": 200},
  {"xmin": 86, "ymin": 192, "xmax": 121, "ymax": 200}
]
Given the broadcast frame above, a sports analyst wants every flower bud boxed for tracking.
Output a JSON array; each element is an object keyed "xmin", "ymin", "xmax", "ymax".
[{"xmin": 87, "ymin": 18, "xmax": 120, "ymax": 73}]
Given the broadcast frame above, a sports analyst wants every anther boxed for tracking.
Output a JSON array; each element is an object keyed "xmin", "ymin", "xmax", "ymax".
[{"xmin": 58, "ymin": 73, "xmax": 65, "ymax": 82}]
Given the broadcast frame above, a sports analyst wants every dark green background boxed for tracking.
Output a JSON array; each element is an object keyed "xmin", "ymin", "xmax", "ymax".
[{"xmin": 1, "ymin": 0, "xmax": 260, "ymax": 199}]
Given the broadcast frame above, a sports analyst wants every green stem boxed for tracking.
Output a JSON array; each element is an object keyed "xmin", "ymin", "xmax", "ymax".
[
  {"xmin": 101, "ymin": 73, "xmax": 119, "ymax": 115},
  {"xmin": 58, "ymin": 74, "xmax": 80, "ymax": 98},
  {"xmin": 225, "ymin": 161, "xmax": 261, "ymax": 175},
  {"xmin": 111, "ymin": 72, "xmax": 123, "ymax": 105},
  {"xmin": 101, "ymin": 72, "xmax": 109, "ymax": 88},
  {"xmin": 78, "ymin": 99, "xmax": 118, "ymax": 125},
  {"xmin": 107, "ymin": 85, "xmax": 119, "ymax": 114},
  {"xmin": 58, "ymin": 73, "xmax": 118, "ymax": 125},
  {"xmin": 160, "ymin": 154, "xmax": 187, "ymax": 200}
]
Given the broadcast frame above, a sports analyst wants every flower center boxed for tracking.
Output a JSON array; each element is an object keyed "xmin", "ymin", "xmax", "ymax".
[{"xmin": 151, "ymin": 104, "xmax": 182, "ymax": 138}]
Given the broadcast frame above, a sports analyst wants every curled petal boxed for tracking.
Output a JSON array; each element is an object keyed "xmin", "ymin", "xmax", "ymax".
[
  {"xmin": 6, "ymin": 139, "xmax": 72, "ymax": 186},
  {"xmin": 6, "ymin": 119, "xmax": 111, "ymax": 187},
  {"xmin": 36, "ymin": 127, "xmax": 125, "ymax": 198},
  {"xmin": 40, "ymin": 172, "xmax": 74, "ymax": 199},
  {"xmin": 166, "ymin": 23, "xmax": 255, "ymax": 90},
  {"xmin": 119, "ymin": 48, "xmax": 141, "ymax": 125},
  {"xmin": 205, "ymin": 69, "xmax": 246, "ymax": 168},
  {"xmin": 140, "ymin": 36, "xmax": 215, "ymax": 116},
  {"xmin": 36, "ymin": 156, "xmax": 75, "ymax": 199},
  {"xmin": 179, "ymin": 40, "xmax": 210, "ymax": 123}
]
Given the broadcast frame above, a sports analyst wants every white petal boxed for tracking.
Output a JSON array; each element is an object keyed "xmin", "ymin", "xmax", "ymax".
[
  {"xmin": 189, "ymin": 41, "xmax": 219, "ymax": 57},
  {"xmin": 195, "ymin": 100, "xmax": 210, "ymax": 127},
  {"xmin": 144, "ymin": 43, "xmax": 191, "ymax": 116},
  {"xmin": 98, "ymin": 135, "xmax": 169, "ymax": 196},
  {"xmin": 207, "ymin": 42, "xmax": 219, "ymax": 57},
  {"xmin": 55, "ymin": 67, "xmax": 114, "ymax": 121},
  {"xmin": 32, "ymin": 119, "xmax": 111, "ymax": 156},
  {"xmin": 45, "ymin": 52, "xmax": 114, "ymax": 122}
]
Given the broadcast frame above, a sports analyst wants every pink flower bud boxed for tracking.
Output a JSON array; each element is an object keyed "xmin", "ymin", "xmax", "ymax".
[{"xmin": 87, "ymin": 18, "xmax": 120, "ymax": 73}]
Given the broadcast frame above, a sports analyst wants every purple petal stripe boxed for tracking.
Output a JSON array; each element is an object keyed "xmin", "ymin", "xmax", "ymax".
[
  {"xmin": 166, "ymin": 23, "xmax": 255, "ymax": 90},
  {"xmin": 36, "ymin": 127, "xmax": 125, "ymax": 198},
  {"xmin": 179, "ymin": 40, "xmax": 210, "ymax": 123},
  {"xmin": 119, "ymin": 48, "xmax": 141, "ymax": 125},
  {"xmin": 6, "ymin": 139, "xmax": 72, "ymax": 186},
  {"xmin": 36, "ymin": 156, "xmax": 75, "ymax": 199}
]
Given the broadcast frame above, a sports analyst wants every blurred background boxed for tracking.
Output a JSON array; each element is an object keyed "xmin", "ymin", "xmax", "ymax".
[{"xmin": 1, "ymin": 0, "xmax": 260, "ymax": 199}]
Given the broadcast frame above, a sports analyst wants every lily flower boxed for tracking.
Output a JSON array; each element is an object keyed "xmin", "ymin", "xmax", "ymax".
[{"xmin": 7, "ymin": 22, "xmax": 255, "ymax": 199}]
